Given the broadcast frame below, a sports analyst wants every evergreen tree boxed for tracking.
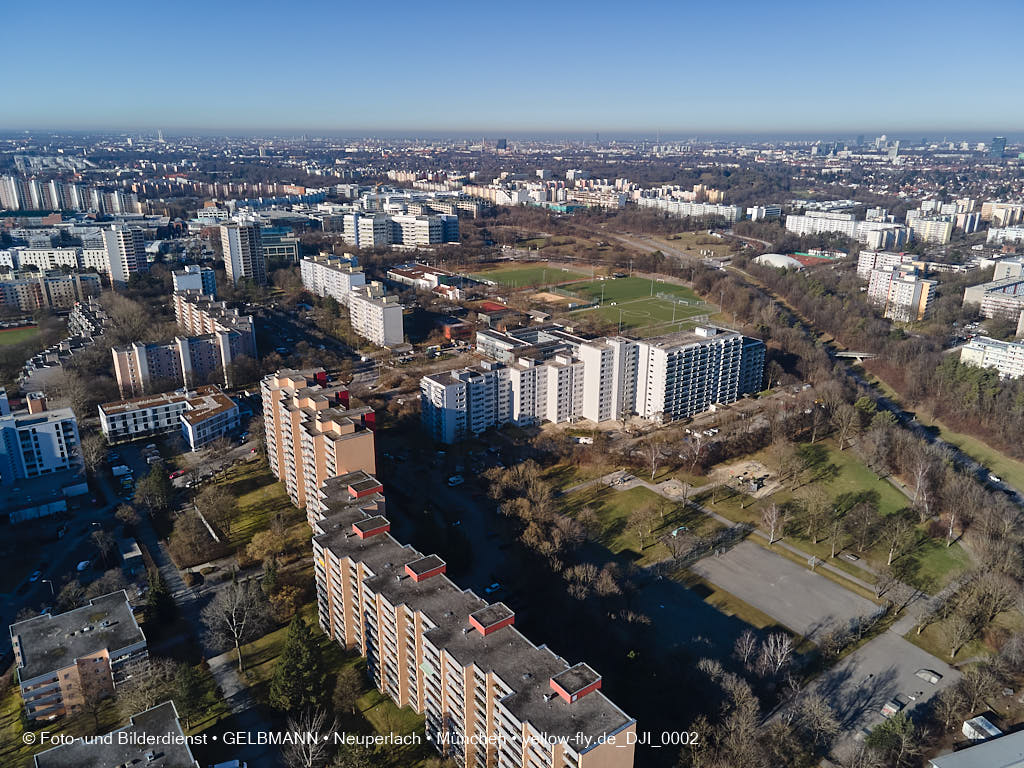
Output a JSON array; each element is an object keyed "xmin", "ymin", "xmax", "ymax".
[
  {"xmin": 145, "ymin": 570, "xmax": 177, "ymax": 626},
  {"xmin": 174, "ymin": 664, "xmax": 204, "ymax": 729},
  {"xmin": 268, "ymin": 615, "xmax": 326, "ymax": 712}
]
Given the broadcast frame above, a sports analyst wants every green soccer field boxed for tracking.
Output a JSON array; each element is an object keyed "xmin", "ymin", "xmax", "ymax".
[
  {"xmin": 564, "ymin": 277, "xmax": 710, "ymax": 334},
  {"xmin": 470, "ymin": 264, "xmax": 590, "ymax": 288},
  {"xmin": 584, "ymin": 297, "xmax": 710, "ymax": 334},
  {"xmin": 564, "ymin": 276, "xmax": 702, "ymax": 304}
]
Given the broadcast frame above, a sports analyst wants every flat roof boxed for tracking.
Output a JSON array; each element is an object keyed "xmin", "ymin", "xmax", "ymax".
[
  {"xmin": 551, "ymin": 662, "xmax": 601, "ymax": 695},
  {"xmin": 406, "ymin": 554, "xmax": 446, "ymax": 576},
  {"xmin": 469, "ymin": 603, "xmax": 514, "ymax": 630},
  {"xmin": 929, "ymin": 730, "xmax": 1024, "ymax": 768},
  {"xmin": 32, "ymin": 701, "xmax": 198, "ymax": 768},
  {"xmin": 11, "ymin": 591, "xmax": 145, "ymax": 681},
  {"xmin": 353, "ymin": 515, "xmax": 390, "ymax": 534}
]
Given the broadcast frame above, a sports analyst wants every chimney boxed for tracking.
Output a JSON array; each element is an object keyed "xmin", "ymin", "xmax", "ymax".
[{"xmin": 26, "ymin": 392, "xmax": 47, "ymax": 414}]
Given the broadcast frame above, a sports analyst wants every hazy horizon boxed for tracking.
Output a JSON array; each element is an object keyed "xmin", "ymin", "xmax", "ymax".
[{"xmin": 8, "ymin": 0, "xmax": 1023, "ymax": 135}]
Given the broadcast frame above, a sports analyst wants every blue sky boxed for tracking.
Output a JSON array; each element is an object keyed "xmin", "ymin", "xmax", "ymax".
[{"xmin": 5, "ymin": 0, "xmax": 1022, "ymax": 135}]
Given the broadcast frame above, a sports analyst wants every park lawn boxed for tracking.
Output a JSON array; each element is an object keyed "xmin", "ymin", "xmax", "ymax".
[
  {"xmin": 184, "ymin": 663, "xmax": 232, "ymax": 735},
  {"xmin": 562, "ymin": 483, "xmax": 721, "ymax": 564},
  {"xmin": 215, "ymin": 460, "xmax": 304, "ymax": 552},
  {"xmin": 0, "ymin": 326, "xmax": 38, "ymax": 346},
  {"xmin": 470, "ymin": 264, "xmax": 589, "ymax": 288},
  {"xmin": 659, "ymin": 232, "xmax": 734, "ymax": 259},
  {"xmin": 1, "ymin": 681, "xmax": 123, "ymax": 768},
  {"xmin": 907, "ymin": 610, "xmax": 1024, "ymax": 665}
]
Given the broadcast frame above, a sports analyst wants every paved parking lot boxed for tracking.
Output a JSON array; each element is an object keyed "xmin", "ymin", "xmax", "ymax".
[
  {"xmin": 810, "ymin": 630, "xmax": 960, "ymax": 740},
  {"xmin": 691, "ymin": 540, "xmax": 876, "ymax": 638}
]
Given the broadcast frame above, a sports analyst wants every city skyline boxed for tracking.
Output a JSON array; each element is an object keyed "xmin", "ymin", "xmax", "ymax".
[{"xmin": 7, "ymin": 0, "xmax": 1023, "ymax": 134}]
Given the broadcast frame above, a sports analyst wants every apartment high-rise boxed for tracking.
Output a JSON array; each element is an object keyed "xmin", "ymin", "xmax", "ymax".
[
  {"xmin": 261, "ymin": 369, "xmax": 376, "ymax": 520},
  {"xmin": 101, "ymin": 225, "xmax": 147, "ymax": 286},
  {"xmin": 111, "ymin": 332, "xmax": 251, "ymax": 397},
  {"xmin": 0, "ymin": 271, "xmax": 101, "ymax": 312},
  {"xmin": 867, "ymin": 265, "xmax": 936, "ymax": 322},
  {"xmin": 961, "ymin": 336, "xmax": 1024, "ymax": 379},
  {"xmin": 299, "ymin": 252, "xmax": 366, "ymax": 305},
  {"xmin": 0, "ymin": 395, "xmax": 80, "ymax": 484},
  {"xmin": 990, "ymin": 137, "xmax": 1007, "ymax": 158},
  {"xmin": 311, "ymin": 477, "xmax": 636, "ymax": 768},
  {"xmin": 220, "ymin": 221, "xmax": 266, "ymax": 286},
  {"xmin": 423, "ymin": 326, "xmax": 765, "ymax": 442},
  {"xmin": 10, "ymin": 591, "xmax": 147, "ymax": 720},
  {"xmin": 348, "ymin": 282, "xmax": 405, "ymax": 347},
  {"xmin": 173, "ymin": 290, "xmax": 256, "ymax": 356}
]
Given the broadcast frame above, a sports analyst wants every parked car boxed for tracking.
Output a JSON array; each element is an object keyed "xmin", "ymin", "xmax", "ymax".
[
  {"xmin": 76, "ymin": 560, "xmax": 91, "ymax": 572},
  {"xmin": 29, "ymin": 570, "xmax": 42, "ymax": 582},
  {"xmin": 915, "ymin": 669, "xmax": 942, "ymax": 684},
  {"xmin": 484, "ymin": 583, "xmax": 501, "ymax": 594},
  {"xmin": 169, "ymin": 469, "xmax": 186, "ymax": 479},
  {"xmin": 447, "ymin": 475, "xmax": 465, "ymax": 487}
]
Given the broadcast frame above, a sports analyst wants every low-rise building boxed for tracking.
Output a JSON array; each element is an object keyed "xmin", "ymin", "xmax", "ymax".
[
  {"xmin": 960, "ymin": 336, "xmax": 1024, "ymax": 379},
  {"xmin": 963, "ymin": 277, "xmax": 1024, "ymax": 332},
  {"xmin": 0, "ymin": 393, "xmax": 80, "ymax": 483},
  {"xmin": 32, "ymin": 701, "xmax": 199, "ymax": 768},
  {"xmin": 928, "ymin": 729, "xmax": 1024, "ymax": 768},
  {"xmin": 98, "ymin": 385, "xmax": 239, "ymax": 450},
  {"xmin": 11, "ymin": 591, "xmax": 147, "ymax": 720}
]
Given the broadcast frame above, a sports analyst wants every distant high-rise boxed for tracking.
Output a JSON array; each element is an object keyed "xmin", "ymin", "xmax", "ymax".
[
  {"xmin": 220, "ymin": 221, "xmax": 266, "ymax": 286},
  {"xmin": 495, "ymin": 138, "xmax": 507, "ymax": 150},
  {"xmin": 102, "ymin": 226, "xmax": 147, "ymax": 286},
  {"xmin": 990, "ymin": 137, "xmax": 1007, "ymax": 158}
]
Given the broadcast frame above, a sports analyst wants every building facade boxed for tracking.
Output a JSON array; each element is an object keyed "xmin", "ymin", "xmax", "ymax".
[
  {"xmin": 220, "ymin": 221, "xmax": 266, "ymax": 285},
  {"xmin": 348, "ymin": 282, "xmax": 404, "ymax": 347},
  {"xmin": 423, "ymin": 326, "xmax": 765, "ymax": 442},
  {"xmin": 98, "ymin": 385, "xmax": 240, "ymax": 450},
  {"xmin": 10, "ymin": 592, "xmax": 147, "ymax": 720},
  {"xmin": 299, "ymin": 253, "xmax": 367, "ymax": 305},
  {"xmin": 0, "ymin": 395, "xmax": 80, "ymax": 484},
  {"xmin": 261, "ymin": 369, "xmax": 376, "ymax": 520},
  {"xmin": 311, "ymin": 478, "xmax": 636, "ymax": 768},
  {"xmin": 171, "ymin": 264, "xmax": 217, "ymax": 297},
  {"xmin": 0, "ymin": 271, "xmax": 101, "ymax": 312},
  {"xmin": 960, "ymin": 336, "xmax": 1024, "ymax": 379}
]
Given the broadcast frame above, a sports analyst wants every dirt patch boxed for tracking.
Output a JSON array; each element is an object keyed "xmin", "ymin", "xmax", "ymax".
[
  {"xmin": 709, "ymin": 460, "xmax": 781, "ymax": 499},
  {"xmin": 531, "ymin": 291, "xmax": 577, "ymax": 305}
]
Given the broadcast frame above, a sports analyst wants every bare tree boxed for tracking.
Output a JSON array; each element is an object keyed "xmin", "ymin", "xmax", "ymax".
[
  {"xmin": 91, "ymin": 529, "xmax": 117, "ymax": 567},
  {"xmin": 201, "ymin": 579, "xmax": 271, "ymax": 673},
  {"xmin": 79, "ymin": 433, "xmax": 107, "ymax": 474},
  {"xmin": 196, "ymin": 484, "xmax": 237, "ymax": 535},
  {"xmin": 880, "ymin": 514, "xmax": 917, "ymax": 566},
  {"xmin": 683, "ymin": 431, "xmax": 708, "ymax": 472},
  {"xmin": 844, "ymin": 500, "xmax": 880, "ymax": 552},
  {"xmin": 733, "ymin": 629, "xmax": 759, "ymax": 670},
  {"xmin": 761, "ymin": 503, "xmax": 785, "ymax": 545},
  {"xmin": 828, "ymin": 508, "xmax": 845, "ymax": 558},
  {"xmin": 832, "ymin": 403, "xmax": 860, "ymax": 451},
  {"xmin": 757, "ymin": 632, "xmax": 794, "ymax": 677},
  {"xmin": 798, "ymin": 484, "xmax": 830, "ymax": 543},
  {"xmin": 282, "ymin": 708, "xmax": 336, "ymax": 768},
  {"xmin": 641, "ymin": 434, "xmax": 665, "ymax": 481},
  {"xmin": 333, "ymin": 666, "xmax": 363, "ymax": 717},
  {"xmin": 626, "ymin": 505, "xmax": 659, "ymax": 550},
  {"xmin": 116, "ymin": 657, "xmax": 182, "ymax": 719},
  {"xmin": 944, "ymin": 606, "xmax": 978, "ymax": 659}
]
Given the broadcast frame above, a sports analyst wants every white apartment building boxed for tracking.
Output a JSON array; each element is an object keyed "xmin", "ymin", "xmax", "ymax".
[
  {"xmin": 785, "ymin": 212, "xmax": 909, "ymax": 249},
  {"xmin": 869, "ymin": 266, "xmax": 936, "ymax": 322},
  {"xmin": 390, "ymin": 214, "xmax": 443, "ymax": 246},
  {"xmin": 422, "ymin": 326, "xmax": 765, "ymax": 442},
  {"xmin": 907, "ymin": 214, "xmax": 954, "ymax": 244},
  {"xmin": 857, "ymin": 250, "xmax": 918, "ymax": 279},
  {"xmin": 342, "ymin": 213, "xmax": 392, "ymax": 248},
  {"xmin": 0, "ymin": 395, "xmax": 80, "ymax": 484},
  {"xmin": 299, "ymin": 253, "xmax": 366, "ymax": 305},
  {"xmin": 988, "ymin": 226, "xmax": 1024, "ymax": 246},
  {"xmin": 98, "ymin": 386, "xmax": 240, "ymax": 450},
  {"xmin": 960, "ymin": 336, "xmax": 1024, "ymax": 379},
  {"xmin": 220, "ymin": 221, "xmax": 266, "ymax": 286},
  {"xmin": 171, "ymin": 264, "xmax": 217, "ymax": 297},
  {"xmin": 102, "ymin": 226, "xmax": 147, "ymax": 286},
  {"xmin": 635, "ymin": 196, "xmax": 744, "ymax": 222},
  {"xmin": 347, "ymin": 282, "xmax": 404, "ymax": 347}
]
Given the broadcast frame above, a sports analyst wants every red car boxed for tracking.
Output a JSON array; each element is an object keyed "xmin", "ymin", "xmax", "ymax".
[{"xmin": 168, "ymin": 469, "xmax": 186, "ymax": 479}]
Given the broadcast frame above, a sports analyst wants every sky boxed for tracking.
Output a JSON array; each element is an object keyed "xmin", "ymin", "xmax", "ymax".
[{"xmin": 5, "ymin": 0, "xmax": 1023, "ymax": 136}]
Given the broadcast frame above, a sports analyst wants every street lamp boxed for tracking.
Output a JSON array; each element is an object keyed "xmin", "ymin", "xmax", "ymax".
[{"xmin": 40, "ymin": 579, "xmax": 55, "ymax": 598}]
